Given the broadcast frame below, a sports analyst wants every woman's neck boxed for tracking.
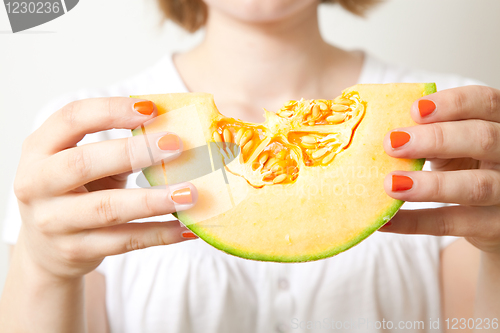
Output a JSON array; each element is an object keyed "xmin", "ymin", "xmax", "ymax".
[{"xmin": 174, "ymin": 4, "xmax": 363, "ymax": 122}]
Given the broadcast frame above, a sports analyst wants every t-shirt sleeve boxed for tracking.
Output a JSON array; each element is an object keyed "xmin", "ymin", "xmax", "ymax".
[{"xmin": 438, "ymin": 236, "xmax": 460, "ymax": 250}]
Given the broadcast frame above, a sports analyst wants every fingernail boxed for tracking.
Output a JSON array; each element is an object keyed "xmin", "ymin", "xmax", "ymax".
[
  {"xmin": 418, "ymin": 99, "xmax": 436, "ymax": 117},
  {"xmin": 134, "ymin": 101, "xmax": 154, "ymax": 115},
  {"xmin": 181, "ymin": 231, "xmax": 198, "ymax": 239},
  {"xmin": 158, "ymin": 134, "xmax": 180, "ymax": 151},
  {"xmin": 171, "ymin": 187, "xmax": 193, "ymax": 204},
  {"xmin": 390, "ymin": 131, "xmax": 411, "ymax": 149},
  {"xmin": 392, "ymin": 175, "xmax": 413, "ymax": 191}
]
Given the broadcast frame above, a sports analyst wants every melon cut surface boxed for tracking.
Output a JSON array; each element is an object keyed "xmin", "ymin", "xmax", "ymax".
[{"xmin": 132, "ymin": 83, "xmax": 435, "ymax": 262}]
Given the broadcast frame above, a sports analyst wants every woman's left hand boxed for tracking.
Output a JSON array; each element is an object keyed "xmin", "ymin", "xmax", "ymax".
[{"xmin": 380, "ymin": 85, "xmax": 500, "ymax": 255}]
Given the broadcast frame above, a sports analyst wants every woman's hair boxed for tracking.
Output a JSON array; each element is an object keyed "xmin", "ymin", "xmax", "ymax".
[{"xmin": 157, "ymin": 0, "xmax": 382, "ymax": 33}]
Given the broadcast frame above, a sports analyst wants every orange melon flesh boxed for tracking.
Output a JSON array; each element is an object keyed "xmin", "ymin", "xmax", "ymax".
[{"xmin": 132, "ymin": 83, "xmax": 435, "ymax": 262}]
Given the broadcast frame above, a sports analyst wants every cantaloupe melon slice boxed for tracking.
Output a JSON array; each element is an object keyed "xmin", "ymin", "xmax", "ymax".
[{"xmin": 132, "ymin": 83, "xmax": 435, "ymax": 262}]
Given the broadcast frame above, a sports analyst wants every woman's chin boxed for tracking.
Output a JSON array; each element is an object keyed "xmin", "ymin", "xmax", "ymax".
[{"xmin": 204, "ymin": 0, "xmax": 318, "ymax": 24}]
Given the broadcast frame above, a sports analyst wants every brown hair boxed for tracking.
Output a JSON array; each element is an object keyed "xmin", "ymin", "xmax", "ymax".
[{"xmin": 157, "ymin": 0, "xmax": 382, "ymax": 33}]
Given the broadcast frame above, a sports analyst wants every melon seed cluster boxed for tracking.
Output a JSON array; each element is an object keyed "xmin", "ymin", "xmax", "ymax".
[
  {"xmin": 252, "ymin": 141, "xmax": 299, "ymax": 184},
  {"xmin": 212, "ymin": 93, "xmax": 364, "ymax": 186},
  {"xmin": 277, "ymin": 97, "xmax": 355, "ymax": 126},
  {"xmin": 288, "ymin": 133, "xmax": 342, "ymax": 167}
]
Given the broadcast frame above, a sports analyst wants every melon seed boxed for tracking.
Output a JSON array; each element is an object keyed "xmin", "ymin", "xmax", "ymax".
[
  {"xmin": 331, "ymin": 104, "xmax": 349, "ymax": 112},
  {"xmin": 271, "ymin": 164, "xmax": 283, "ymax": 173},
  {"xmin": 213, "ymin": 131, "xmax": 222, "ymax": 142},
  {"xmin": 240, "ymin": 129, "xmax": 253, "ymax": 147},
  {"xmin": 242, "ymin": 140, "xmax": 254, "ymax": 155},
  {"xmin": 326, "ymin": 113, "xmax": 345, "ymax": 123},
  {"xmin": 336, "ymin": 97, "xmax": 352, "ymax": 105},
  {"xmin": 273, "ymin": 174, "xmax": 287, "ymax": 184},
  {"xmin": 301, "ymin": 142, "xmax": 316, "ymax": 149},
  {"xmin": 280, "ymin": 111, "xmax": 293, "ymax": 118},
  {"xmin": 312, "ymin": 104, "xmax": 320, "ymax": 118},
  {"xmin": 301, "ymin": 135, "xmax": 316, "ymax": 144},
  {"xmin": 276, "ymin": 150, "xmax": 287, "ymax": 160},
  {"xmin": 312, "ymin": 148, "xmax": 328, "ymax": 159},
  {"xmin": 264, "ymin": 157, "xmax": 278, "ymax": 170},
  {"xmin": 234, "ymin": 128, "xmax": 245, "ymax": 144},
  {"xmin": 223, "ymin": 128, "xmax": 232, "ymax": 143},
  {"xmin": 258, "ymin": 152, "xmax": 269, "ymax": 165},
  {"xmin": 322, "ymin": 152, "xmax": 336, "ymax": 165},
  {"xmin": 318, "ymin": 102, "xmax": 328, "ymax": 111}
]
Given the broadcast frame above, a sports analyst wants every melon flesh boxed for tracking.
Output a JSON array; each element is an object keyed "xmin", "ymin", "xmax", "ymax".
[{"xmin": 132, "ymin": 83, "xmax": 435, "ymax": 262}]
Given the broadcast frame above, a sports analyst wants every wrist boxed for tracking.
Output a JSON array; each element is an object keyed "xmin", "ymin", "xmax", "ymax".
[
  {"xmin": 1, "ymin": 232, "xmax": 85, "ymax": 333},
  {"xmin": 14, "ymin": 227, "xmax": 84, "ymax": 284}
]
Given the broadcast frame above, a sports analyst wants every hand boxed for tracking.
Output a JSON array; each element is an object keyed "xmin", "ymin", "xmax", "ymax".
[
  {"xmin": 380, "ymin": 85, "xmax": 500, "ymax": 255},
  {"xmin": 14, "ymin": 98, "xmax": 198, "ymax": 280}
]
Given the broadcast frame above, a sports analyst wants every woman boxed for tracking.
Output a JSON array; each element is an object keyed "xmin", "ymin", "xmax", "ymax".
[{"xmin": 1, "ymin": 0, "xmax": 499, "ymax": 332}]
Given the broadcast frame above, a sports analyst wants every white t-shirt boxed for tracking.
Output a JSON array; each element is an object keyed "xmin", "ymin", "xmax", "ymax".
[{"xmin": 2, "ymin": 53, "xmax": 485, "ymax": 333}]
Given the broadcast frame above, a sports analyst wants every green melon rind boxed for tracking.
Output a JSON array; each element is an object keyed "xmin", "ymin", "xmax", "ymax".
[
  {"xmin": 131, "ymin": 83, "xmax": 434, "ymax": 262},
  {"xmin": 424, "ymin": 83, "xmax": 437, "ymax": 96}
]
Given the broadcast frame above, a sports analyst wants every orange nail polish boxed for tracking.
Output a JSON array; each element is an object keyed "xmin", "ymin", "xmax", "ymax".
[
  {"xmin": 171, "ymin": 188, "xmax": 193, "ymax": 204},
  {"xmin": 181, "ymin": 231, "xmax": 198, "ymax": 239},
  {"xmin": 392, "ymin": 175, "xmax": 413, "ymax": 191},
  {"xmin": 134, "ymin": 101, "xmax": 154, "ymax": 115},
  {"xmin": 418, "ymin": 99, "xmax": 436, "ymax": 117},
  {"xmin": 158, "ymin": 134, "xmax": 180, "ymax": 151},
  {"xmin": 390, "ymin": 131, "xmax": 411, "ymax": 148}
]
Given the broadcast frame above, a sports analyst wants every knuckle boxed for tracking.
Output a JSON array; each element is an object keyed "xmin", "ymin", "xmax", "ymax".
[
  {"xmin": 21, "ymin": 135, "xmax": 34, "ymax": 153},
  {"xmin": 59, "ymin": 241, "xmax": 82, "ymax": 262},
  {"xmin": 435, "ymin": 215, "xmax": 452, "ymax": 236},
  {"xmin": 483, "ymin": 86, "xmax": 499, "ymax": 115},
  {"xmin": 121, "ymin": 139, "xmax": 134, "ymax": 169},
  {"xmin": 96, "ymin": 195, "xmax": 120, "ymax": 225},
  {"xmin": 33, "ymin": 208, "xmax": 53, "ymax": 233},
  {"xmin": 476, "ymin": 121, "xmax": 499, "ymax": 153},
  {"xmin": 105, "ymin": 98, "xmax": 116, "ymax": 121},
  {"xmin": 453, "ymin": 89, "xmax": 468, "ymax": 115},
  {"xmin": 468, "ymin": 173, "xmax": 494, "ymax": 204},
  {"xmin": 67, "ymin": 148, "xmax": 92, "ymax": 179},
  {"xmin": 126, "ymin": 236, "xmax": 146, "ymax": 252},
  {"xmin": 430, "ymin": 123, "xmax": 446, "ymax": 152},
  {"xmin": 60, "ymin": 101, "xmax": 78, "ymax": 126},
  {"xmin": 141, "ymin": 190, "xmax": 159, "ymax": 216},
  {"xmin": 432, "ymin": 172, "xmax": 445, "ymax": 200},
  {"xmin": 13, "ymin": 177, "xmax": 30, "ymax": 203},
  {"xmin": 154, "ymin": 230, "xmax": 170, "ymax": 246}
]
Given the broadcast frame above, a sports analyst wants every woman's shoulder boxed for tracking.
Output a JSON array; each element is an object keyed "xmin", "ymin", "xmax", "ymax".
[{"xmin": 360, "ymin": 53, "xmax": 487, "ymax": 90}]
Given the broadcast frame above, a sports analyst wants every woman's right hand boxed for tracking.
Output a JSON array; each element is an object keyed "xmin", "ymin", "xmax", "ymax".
[{"xmin": 13, "ymin": 97, "xmax": 198, "ymax": 280}]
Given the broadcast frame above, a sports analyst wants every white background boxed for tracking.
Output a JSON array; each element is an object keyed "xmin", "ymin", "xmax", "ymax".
[{"xmin": 1, "ymin": 0, "xmax": 500, "ymax": 296}]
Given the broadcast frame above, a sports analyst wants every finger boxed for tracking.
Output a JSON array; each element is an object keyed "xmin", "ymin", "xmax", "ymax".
[
  {"xmin": 384, "ymin": 120, "xmax": 500, "ymax": 163},
  {"xmin": 77, "ymin": 221, "xmax": 198, "ymax": 260},
  {"xmin": 43, "ymin": 182, "xmax": 198, "ymax": 231},
  {"xmin": 411, "ymin": 85, "xmax": 500, "ymax": 123},
  {"xmin": 378, "ymin": 206, "xmax": 500, "ymax": 241},
  {"xmin": 385, "ymin": 170, "xmax": 500, "ymax": 206},
  {"xmin": 35, "ymin": 131, "xmax": 181, "ymax": 195},
  {"xmin": 25, "ymin": 98, "xmax": 158, "ymax": 155},
  {"xmin": 84, "ymin": 170, "xmax": 134, "ymax": 192}
]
